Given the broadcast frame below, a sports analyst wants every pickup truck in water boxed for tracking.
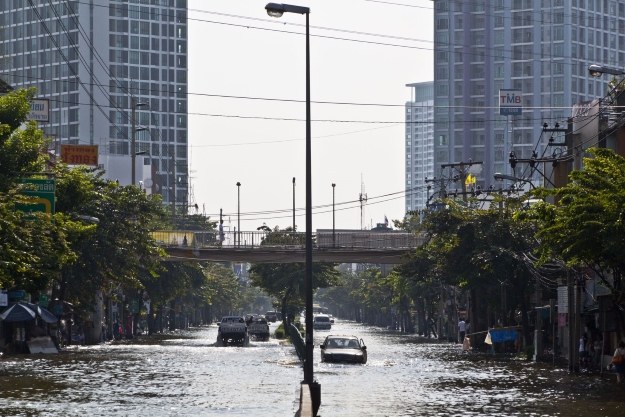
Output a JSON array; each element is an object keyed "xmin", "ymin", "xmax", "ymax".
[
  {"xmin": 247, "ymin": 316, "xmax": 270, "ymax": 341},
  {"xmin": 217, "ymin": 316, "xmax": 248, "ymax": 346}
]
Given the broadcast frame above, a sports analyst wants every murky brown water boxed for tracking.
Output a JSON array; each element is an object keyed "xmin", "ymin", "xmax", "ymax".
[{"xmin": 0, "ymin": 321, "xmax": 624, "ymax": 416}]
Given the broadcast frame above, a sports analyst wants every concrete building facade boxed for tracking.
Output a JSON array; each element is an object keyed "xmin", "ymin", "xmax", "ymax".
[
  {"xmin": 0, "ymin": 0, "xmax": 188, "ymax": 208},
  {"xmin": 405, "ymin": 82, "xmax": 434, "ymax": 212},
  {"xmin": 432, "ymin": 0, "xmax": 618, "ymax": 188}
]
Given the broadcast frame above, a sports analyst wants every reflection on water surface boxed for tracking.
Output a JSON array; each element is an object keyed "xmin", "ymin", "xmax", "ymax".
[{"xmin": 0, "ymin": 322, "xmax": 624, "ymax": 416}]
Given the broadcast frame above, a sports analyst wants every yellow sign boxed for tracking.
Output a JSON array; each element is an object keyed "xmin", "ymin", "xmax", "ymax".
[
  {"xmin": 61, "ymin": 145, "xmax": 99, "ymax": 166},
  {"xmin": 465, "ymin": 174, "xmax": 476, "ymax": 186}
]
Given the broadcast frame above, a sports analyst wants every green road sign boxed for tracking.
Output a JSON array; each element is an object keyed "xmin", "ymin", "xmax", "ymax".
[
  {"xmin": 39, "ymin": 294, "xmax": 49, "ymax": 307},
  {"xmin": 17, "ymin": 178, "xmax": 55, "ymax": 215}
]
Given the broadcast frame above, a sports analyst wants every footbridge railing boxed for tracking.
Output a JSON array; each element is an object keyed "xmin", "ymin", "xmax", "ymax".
[
  {"xmin": 152, "ymin": 229, "xmax": 423, "ymax": 263},
  {"xmin": 151, "ymin": 229, "xmax": 422, "ymax": 250}
]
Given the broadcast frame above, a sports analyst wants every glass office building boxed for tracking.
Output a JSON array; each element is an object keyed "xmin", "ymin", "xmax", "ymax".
[
  {"xmin": 405, "ymin": 82, "xmax": 434, "ymax": 212},
  {"xmin": 0, "ymin": 0, "xmax": 188, "ymax": 207}
]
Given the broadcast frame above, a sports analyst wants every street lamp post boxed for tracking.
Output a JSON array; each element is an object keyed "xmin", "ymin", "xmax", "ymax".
[
  {"xmin": 493, "ymin": 172, "xmax": 535, "ymax": 189},
  {"xmin": 266, "ymin": 1, "xmax": 317, "ymax": 400},
  {"xmin": 332, "ymin": 183, "xmax": 336, "ymax": 247},
  {"xmin": 130, "ymin": 96, "xmax": 147, "ymax": 185},
  {"xmin": 292, "ymin": 177, "xmax": 296, "ymax": 231},
  {"xmin": 236, "ymin": 181, "xmax": 241, "ymax": 247}
]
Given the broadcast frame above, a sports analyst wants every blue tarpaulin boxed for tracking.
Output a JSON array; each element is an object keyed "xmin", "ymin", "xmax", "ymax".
[{"xmin": 488, "ymin": 328, "xmax": 518, "ymax": 343}]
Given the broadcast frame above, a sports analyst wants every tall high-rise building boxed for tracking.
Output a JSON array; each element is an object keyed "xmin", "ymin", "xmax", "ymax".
[
  {"xmin": 0, "ymin": 0, "xmax": 188, "ymax": 208},
  {"xmin": 405, "ymin": 82, "xmax": 434, "ymax": 212},
  {"xmin": 433, "ymin": 0, "xmax": 616, "ymax": 188}
]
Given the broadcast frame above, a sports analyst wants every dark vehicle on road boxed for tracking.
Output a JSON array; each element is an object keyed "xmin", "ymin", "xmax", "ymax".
[
  {"xmin": 320, "ymin": 335, "xmax": 367, "ymax": 364},
  {"xmin": 265, "ymin": 311, "xmax": 280, "ymax": 322},
  {"xmin": 247, "ymin": 316, "xmax": 270, "ymax": 341},
  {"xmin": 217, "ymin": 316, "xmax": 248, "ymax": 346}
]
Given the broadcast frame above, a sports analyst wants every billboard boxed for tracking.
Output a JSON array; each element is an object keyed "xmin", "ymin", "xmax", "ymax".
[
  {"xmin": 499, "ymin": 89, "xmax": 522, "ymax": 116},
  {"xmin": 61, "ymin": 145, "xmax": 99, "ymax": 166}
]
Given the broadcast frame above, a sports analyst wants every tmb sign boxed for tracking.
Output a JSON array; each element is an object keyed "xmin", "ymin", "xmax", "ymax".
[
  {"xmin": 61, "ymin": 144, "xmax": 99, "ymax": 166},
  {"xmin": 499, "ymin": 89, "xmax": 522, "ymax": 116}
]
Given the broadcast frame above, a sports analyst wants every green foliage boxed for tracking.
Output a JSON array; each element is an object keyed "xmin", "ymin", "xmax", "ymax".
[
  {"xmin": 0, "ymin": 89, "xmax": 72, "ymax": 292},
  {"xmin": 274, "ymin": 323, "xmax": 285, "ymax": 339},
  {"xmin": 535, "ymin": 148, "xmax": 625, "ymax": 271},
  {"xmin": 527, "ymin": 148, "xmax": 625, "ymax": 304},
  {"xmin": 0, "ymin": 89, "xmax": 48, "ymax": 191},
  {"xmin": 249, "ymin": 227, "xmax": 340, "ymax": 319},
  {"xmin": 0, "ymin": 88, "xmax": 233, "ymax": 327},
  {"xmin": 51, "ymin": 164, "xmax": 166, "ymax": 314}
]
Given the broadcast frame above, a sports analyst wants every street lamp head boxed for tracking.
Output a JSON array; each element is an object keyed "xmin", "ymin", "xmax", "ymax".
[
  {"xmin": 265, "ymin": 3, "xmax": 310, "ymax": 17},
  {"xmin": 494, "ymin": 172, "xmax": 515, "ymax": 182},
  {"xmin": 588, "ymin": 64, "xmax": 603, "ymax": 77},
  {"xmin": 236, "ymin": 181, "xmax": 241, "ymax": 187},
  {"xmin": 332, "ymin": 183, "xmax": 335, "ymax": 188},
  {"xmin": 265, "ymin": 3, "xmax": 284, "ymax": 17},
  {"xmin": 588, "ymin": 64, "xmax": 625, "ymax": 77}
]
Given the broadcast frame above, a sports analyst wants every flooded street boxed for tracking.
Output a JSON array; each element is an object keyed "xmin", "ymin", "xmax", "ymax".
[{"xmin": 1, "ymin": 320, "xmax": 624, "ymax": 416}]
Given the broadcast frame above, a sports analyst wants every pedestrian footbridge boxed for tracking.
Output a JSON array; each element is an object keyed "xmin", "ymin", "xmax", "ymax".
[{"xmin": 152, "ymin": 229, "xmax": 423, "ymax": 264}]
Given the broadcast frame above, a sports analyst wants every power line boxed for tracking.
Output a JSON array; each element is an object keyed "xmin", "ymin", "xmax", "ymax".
[{"xmin": 213, "ymin": 184, "xmax": 428, "ymax": 222}]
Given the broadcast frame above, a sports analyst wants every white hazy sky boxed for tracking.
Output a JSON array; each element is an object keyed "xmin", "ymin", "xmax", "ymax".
[{"xmin": 187, "ymin": 0, "xmax": 433, "ymax": 232}]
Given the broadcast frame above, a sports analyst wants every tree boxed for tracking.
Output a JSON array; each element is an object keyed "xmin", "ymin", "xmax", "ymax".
[
  {"xmin": 249, "ymin": 226, "xmax": 340, "ymax": 325},
  {"xmin": 0, "ymin": 88, "xmax": 74, "ymax": 294},
  {"xmin": 0, "ymin": 89, "xmax": 49, "ymax": 191},
  {"xmin": 399, "ymin": 196, "xmax": 538, "ymax": 345},
  {"xmin": 52, "ymin": 165, "xmax": 166, "ymax": 325},
  {"xmin": 529, "ymin": 148, "xmax": 625, "ymax": 337}
]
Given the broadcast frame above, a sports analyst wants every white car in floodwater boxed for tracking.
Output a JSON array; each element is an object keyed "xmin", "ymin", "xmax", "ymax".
[{"xmin": 313, "ymin": 314, "xmax": 332, "ymax": 330}]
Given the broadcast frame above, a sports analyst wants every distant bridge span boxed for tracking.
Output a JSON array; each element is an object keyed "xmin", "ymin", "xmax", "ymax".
[{"xmin": 153, "ymin": 229, "xmax": 423, "ymax": 264}]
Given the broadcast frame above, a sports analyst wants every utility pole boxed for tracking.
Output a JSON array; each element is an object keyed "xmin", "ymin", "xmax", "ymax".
[
  {"xmin": 171, "ymin": 144, "xmax": 176, "ymax": 224},
  {"xmin": 424, "ymin": 176, "xmax": 446, "ymax": 209},
  {"xmin": 130, "ymin": 96, "xmax": 147, "ymax": 186},
  {"xmin": 131, "ymin": 96, "xmax": 137, "ymax": 186},
  {"xmin": 359, "ymin": 176, "xmax": 367, "ymax": 230},
  {"xmin": 441, "ymin": 160, "xmax": 483, "ymax": 203}
]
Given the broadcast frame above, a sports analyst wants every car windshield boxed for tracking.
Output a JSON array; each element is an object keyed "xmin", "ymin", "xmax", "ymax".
[
  {"xmin": 315, "ymin": 316, "xmax": 330, "ymax": 322},
  {"xmin": 327, "ymin": 338, "xmax": 359, "ymax": 348},
  {"xmin": 223, "ymin": 317, "xmax": 243, "ymax": 323}
]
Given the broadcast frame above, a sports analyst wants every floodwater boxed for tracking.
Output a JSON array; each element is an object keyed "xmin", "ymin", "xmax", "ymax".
[{"xmin": 0, "ymin": 320, "xmax": 624, "ymax": 416}]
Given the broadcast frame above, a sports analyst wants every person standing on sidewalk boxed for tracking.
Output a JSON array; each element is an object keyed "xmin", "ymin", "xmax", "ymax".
[
  {"xmin": 611, "ymin": 341, "xmax": 625, "ymax": 383},
  {"xmin": 458, "ymin": 318, "xmax": 466, "ymax": 343}
]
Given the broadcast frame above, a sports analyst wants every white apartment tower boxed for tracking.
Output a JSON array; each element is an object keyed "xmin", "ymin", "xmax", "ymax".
[
  {"xmin": 405, "ymin": 82, "xmax": 434, "ymax": 212},
  {"xmin": 433, "ymin": 0, "xmax": 617, "ymax": 187},
  {"xmin": 0, "ymin": 0, "xmax": 188, "ymax": 209}
]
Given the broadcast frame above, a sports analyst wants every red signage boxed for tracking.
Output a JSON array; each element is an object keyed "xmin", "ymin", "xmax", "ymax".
[{"xmin": 61, "ymin": 145, "xmax": 99, "ymax": 166}]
